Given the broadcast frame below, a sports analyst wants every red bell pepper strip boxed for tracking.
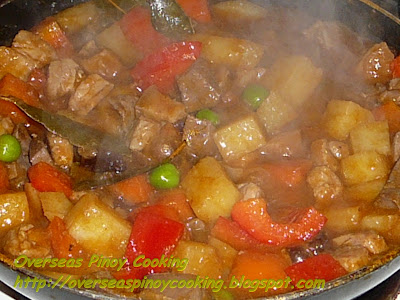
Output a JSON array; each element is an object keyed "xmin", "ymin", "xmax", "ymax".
[
  {"xmin": 285, "ymin": 254, "xmax": 347, "ymax": 285},
  {"xmin": 116, "ymin": 207, "xmax": 184, "ymax": 280},
  {"xmin": 0, "ymin": 73, "xmax": 41, "ymax": 107},
  {"xmin": 130, "ymin": 41, "xmax": 202, "ymax": 94},
  {"xmin": 231, "ymin": 198, "xmax": 327, "ymax": 247},
  {"xmin": 176, "ymin": 0, "xmax": 212, "ymax": 23},
  {"xmin": 48, "ymin": 216, "xmax": 83, "ymax": 258},
  {"xmin": 28, "ymin": 162, "xmax": 73, "ymax": 198},
  {"xmin": 390, "ymin": 55, "xmax": 400, "ymax": 78},
  {"xmin": 119, "ymin": 7, "xmax": 171, "ymax": 54}
]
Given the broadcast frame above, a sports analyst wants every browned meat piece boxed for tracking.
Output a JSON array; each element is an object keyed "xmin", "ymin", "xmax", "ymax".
[
  {"xmin": 2, "ymin": 224, "xmax": 51, "ymax": 258},
  {"xmin": 332, "ymin": 231, "xmax": 388, "ymax": 255},
  {"xmin": 182, "ymin": 115, "xmax": 217, "ymax": 159},
  {"xmin": 29, "ymin": 138, "xmax": 53, "ymax": 166},
  {"xmin": 233, "ymin": 68, "xmax": 266, "ymax": 89},
  {"xmin": 12, "ymin": 30, "xmax": 56, "ymax": 67},
  {"xmin": 136, "ymin": 86, "xmax": 186, "ymax": 123},
  {"xmin": 261, "ymin": 130, "xmax": 306, "ymax": 160},
  {"xmin": 0, "ymin": 117, "xmax": 14, "ymax": 135},
  {"xmin": 311, "ymin": 139, "xmax": 338, "ymax": 171},
  {"xmin": 328, "ymin": 141, "xmax": 350, "ymax": 160},
  {"xmin": 288, "ymin": 232, "xmax": 328, "ymax": 263},
  {"xmin": 46, "ymin": 132, "xmax": 74, "ymax": 169},
  {"xmin": 393, "ymin": 132, "xmax": 400, "ymax": 163},
  {"xmin": 375, "ymin": 158, "xmax": 400, "ymax": 210},
  {"xmin": 331, "ymin": 246, "xmax": 370, "ymax": 272},
  {"xmin": 13, "ymin": 124, "xmax": 31, "ymax": 156},
  {"xmin": 177, "ymin": 61, "xmax": 221, "ymax": 113},
  {"xmin": 78, "ymin": 40, "xmax": 99, "ymax": 58},
  {"xmin": 379, "ymin": 89, "xmax": 400, "ymax": 103},
  {"xmin": 69, "ymin": 74, "xmax": 114, "ymax": 116},
  {"xmin": 146, "ymin": 123, "xmax": 181, "ymax": 163},
  {"xmin": 307, "ymin": 166, "xmax": 343, "ymax": 207},
  {"xmin": 238, "ymin": 182, "xmax": 264, "ymax": 201},
  {"xmin": 358, "ymin": 42, "xmax": 394, "ymax": 84},
  {"xmin": 46, "ymin": 58, "xmax": 84, "ymax": 103},
  {"xmin": 0, "ymin": 46, "xmax": 37, "ymax": 80},
  {"xmin": 129, "ymin": 117, "xmax": 161, "ymax": 152},
  {"xmin": 80, "ymin": 49, "xmax": 124, "ymax": 80}
]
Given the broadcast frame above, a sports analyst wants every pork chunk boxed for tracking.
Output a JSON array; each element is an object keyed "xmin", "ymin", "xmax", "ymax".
[
  {"xmin": 12, "ymin": 30, "xmax": 56, "ymax": 67},
  {"xmin": 46, "ymin": 58, "xmax": 84, "ymax": 102},
  {"xmin": 80, "ymin": 49, "xmax": 123, "ymax": 80},
  {"xmin": 238, "ymin": 182, "xmax": 264, "ymax": 201},
  {"xmin": 69, "ymin": 74, "xmax": 114, "ymax": 116},
  {"xmin": 129, "ymin": 117, "xmax": 161, "ymax": 152},
  {"xmin": 332, "ymin": 231, "xmax": 388, "ymax": 255},
  {"xmin": 47, "ymin": 132, "xmax": 74, "ymax": 169},
  {"xmin": 311, "ymin": 139, "xmax": 338, "ymax": 171},
  {"xmin": 332, "ymin": 246, "xmax": 370, "ymax": 272},
  {"xmin": 0, "ymin": 47, "xmax": 37, "ymax": 80}
]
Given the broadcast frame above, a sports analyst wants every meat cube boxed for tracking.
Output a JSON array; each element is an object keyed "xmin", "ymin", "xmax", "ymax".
[
  {"xmin": 328, "ymin": 141, "xmax": 350, "ymax": 160},
  {"xmin": 69, "ymin": 74, "xmax": 114, "ymax": 116},
  {"xmin": 311, "ymin": 139, "xmax": 338, "ymax": 171},
  {"xmin": 136, "ymin": 86, "xmax": 186, "ymax": 123},
  {"xmin": 393, "ymin": 132, "xmax": 400, "ymax": 163},
  {"xmin": 0, "ymin": 46, "xmax": 37, "ymax": 80},
  {"xmin": 80, "ymin": 49, "xmax": 124, "ymax": 80},
  {"xmin": 47, "ymin": 132, "xmax": 74, "ymax": 169},
  {"xmin": 177, "ymin": 62, "xmax": 221, "ymax": 113},
  {"xmin": 332, "ymin": 246, "xmax": 370, "ymax": 272},
  {"xmin": 78, "ymin": 40, "xmax": 99, "ymax": 58},
  {"xmin": 307, "ymin": 166, "xmax": 343, "ymax": 207},
  {"xmin": 46, "ymin": 58, "xmax": 84, "ymax": 102},
  {"xmin": 238, "ymin": 182, "xmax": 264, "ymax": 201},
  {"xmin": 182, "ymin": 115, "xmax": 217, "ymax": 159},
  {"xmin": 146, "ymin": 123, "xmax": 181, "ymax": 162},
  {"xmin": 29, "ymin": 138, "xmax": 53, "ymax": 166},
  {"xmin": 261, "ymin": 130, "xmax": 306, "ymax": 159},
  {"xmin": 3, "ymin": 224, "xmax": 51, "ymax": 258},
  {"xmin": 129, "ymin": 117, "xmax": 161, "ymax": 151},
  {"xmin": 12, "ymin": 30, "xmax": 56, "ymax": 67},
  {"xmin": 332, "ymin": 232, "xmax": 388, "ymax": 255}
]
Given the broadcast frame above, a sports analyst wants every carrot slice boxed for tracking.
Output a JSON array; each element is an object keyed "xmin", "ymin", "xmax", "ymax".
[
  {"xmin": 48, "ymin": 216, "xmax": 83, "ymax": 258},
  {"xmin": 176, "ymin": 0, "xmax": 211, "ymax": 23},
  {"xmin": 0, "ymin": 73, "xmax": 41, "ymax": 107},
  {"xmin": 111, "ymin": 174, "xmax": 153, "ymax": 204}
]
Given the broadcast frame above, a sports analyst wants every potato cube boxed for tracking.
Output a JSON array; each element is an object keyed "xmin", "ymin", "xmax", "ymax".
[
  {"xmin": 0, "ymin": 192, "xmax": 29, "ymax": 235},
  {"xmin": 323, "ymin": 100, "xmax": 374, "ymax": 141},
  {"xmin": 136, "ymin": 86, "xmax": 186, "ymax": 123},
  {"xmin": 325, "ymin": 206, "xmax": 361, "ymax": 233},
  {"xmin": 39, "ymin": 192, "xmax": 73, "ymax": 221},
  {"xmin": 181, "ymin": 157, "xmax": 241, "ymax": 223},
  {"xmin": 173, "ymin": 240, "xmax": 223, "ymax": 279},
  {"xmin": 212, "ymin": 1, "xmax": 267, "ymax": 23},
  {"xmin": 24, "ymin": 183, "xmax": 45, "ymax": 224},
  {"xmin": 256, "ymin": 91, "xmax": 297, "ymax": 134},
  {"xmin": 361, "ymin": 214, "xmax": 399, "ymax": 233},
  {"xmin": 96, "ymin": 23, "xmax": 142, "ymax": 66},
  {"xmin": 263, "ymin": 56, "xmax": 323, "ymax": 108},
  {"xmin": 193, "ymin": 34, "xmax": 264, "ymax": 69},
  {"xmin": 64, "ymin": 194, "xmax": 131, "ymax": 257},
  {"xmin": 214, "ymin": 114, "xmax": 267, "ymax": 161},
  {"xmin": 344, "ymin": 178, "xmax": 386, "ymax": 203},
  {"xmin": 340, "ymin": 151, "xmax": 389, "ymax": 186},
  {"xmin": 350, "ymin": 121, "xmax": 390, "ymax": 155},
  {"xmin": 55, "ymin": 2, "xmax": 99, "ymax": 35},
  {"xmin": 208, "ymin": 237, "xmax": 238, "ymax": 276}
]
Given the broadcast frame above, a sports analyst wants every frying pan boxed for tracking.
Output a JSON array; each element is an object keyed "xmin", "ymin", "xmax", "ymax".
[{"xmin": 1, "ymin": 0, "xmax": 400, "ymax": 299}]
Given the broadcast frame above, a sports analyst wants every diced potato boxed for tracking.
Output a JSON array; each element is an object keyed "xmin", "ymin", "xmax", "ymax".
[
  {"xmin": 325, "ymin": 206, "xmax": 361, "ymax": 232},
  {"xmin": 345, "ymin": 178, "xmax": 386, "ymax": 203},
  {"xmin": 24, "ymin": 183, "xmax": 45, "ymax": 225},
  {"xmin": 361, "ymin": 214, "xmax": 399, "ymax": 233},
  {"xmin": 0, "ymin": 192, "xmax": 29, "ymax": 235},
  {"xmin": 350, "ymin": 121, "xmax": 390, "ymax": 155},
  {"xmin": 323, "ymin": 100, "xmax": 374, "ymax": 141},
  {"xmin": 96, "ymin": 24, "xmax": 142, "ymax": 66},
  {"xmin": 208, "ymin": 237, "xmax": 238, "ymax": 276},
  {"xmin": 256, "ymin": 91, "xmax": 297, "ymax": 134},
  {"xmin": 39, "ymin": 192, "xmax": 73, "ymax": 221},
  {"xmin": 55, "ymin": 2, "xmax": 100, "ymax": 35},
  {"xmin": 64, "ymin": 194, "xmax": 131, "ymax": 257},
  {"xmin": 212, "ymin": 1, "xmax": 267, "ymax": 23},
  {"xmin": 340, "ymin": 151, "xmax": 389, "ymax": 186},
  {"xmin": 192, "ymin": 34, "xmax": 264, "ymax": 69},
  {"xmin": 181, "ymin": 157, "xmax": 241, "ymax": 223},
  {"xmin": 214, "ymin": 114, "xmax": 267, "ymax": 161},
  {"xmin": 173, "ymin": 240, "xmax": 223, "ymax": 279},
  {"xmin": 263, "ymin": 56, "xmax": 322, "ymax": 108},
  {"xmin": 136, "ymin": 86, "xmax": 187, "ymax": 123}
]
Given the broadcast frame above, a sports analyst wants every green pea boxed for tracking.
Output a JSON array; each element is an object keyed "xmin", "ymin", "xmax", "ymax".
[
  {"xmin": 241, "ymin": 84, "xmax": 270, "ymax": 110},
  {"xmin": 149, "ymin": 163, "xmax": 180, "ymax": 189},
  {"xmin": 196, "ymin": 109, "xmax": 220, "ymax": 126},
  {"xmin": 0, "ymin": 134, "xmax": 22, "ymax": 163}
]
